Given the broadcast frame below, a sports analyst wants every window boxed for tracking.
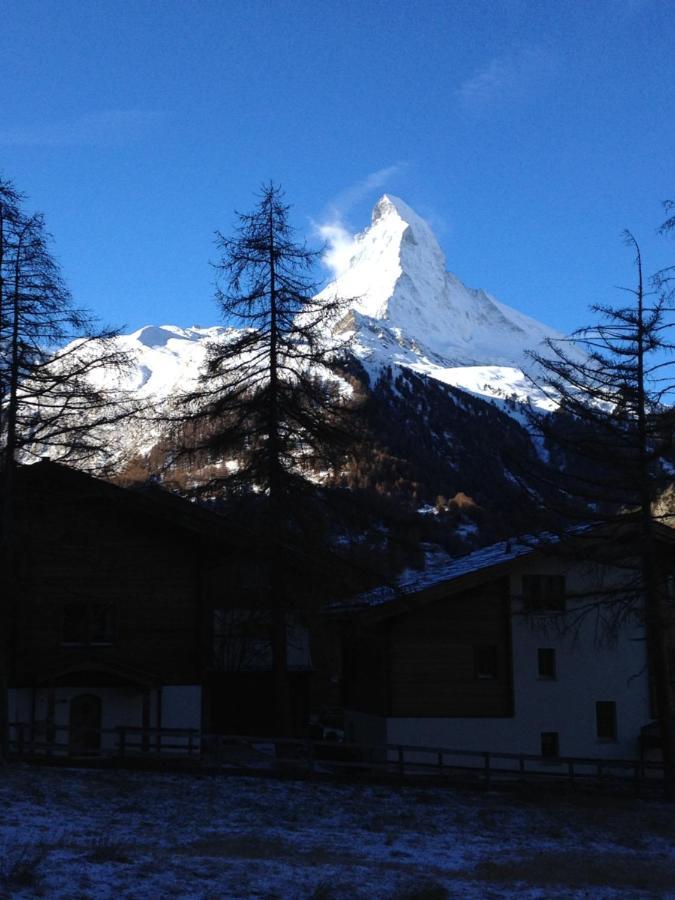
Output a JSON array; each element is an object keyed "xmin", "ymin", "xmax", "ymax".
[
  {"xmin": 540, "ymin": 731, "xmax": 559, "ymax": 758},
  {"xmin": 596, "ymin": 701, "xmax": 617, "ymax": 741},
  {"xmin": 537, "ymin": 648, "xmax": 556, "ymax": 679},
  {"xmin": 62, "ymin": 602, "xmax": 115, "ymax": 645},
  {"xmin": 473, "ymin": 645, "xmax": 498, "ymax": 680},
  {"xmin": 213, "ymin": 609, "xmax": 273, "ymax": 671},
  {"xmin": 522, "ymin": 574, "xmax": 566, "ymax": 612}
]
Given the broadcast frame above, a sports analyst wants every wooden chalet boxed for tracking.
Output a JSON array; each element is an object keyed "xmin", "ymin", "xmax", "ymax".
[
  {"xmin": 7, "ymin": 461, "xmax": 312, "ymax": 757},
  {"xmin": 339, "ymin": 528, "xmax": 675, "ymax": 761}
]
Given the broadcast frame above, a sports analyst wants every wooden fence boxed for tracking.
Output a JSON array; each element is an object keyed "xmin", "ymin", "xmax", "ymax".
[
  {"xmin": 8, "ymin": 723, "xmax": 664, "ymax": 792},
  {"xmin": 9, "ymin": 723, "xmax": 201, "ymax": 761},
  {"xmin": 203, "ymin": 733, "xmax": 665, "ymax": 792}
]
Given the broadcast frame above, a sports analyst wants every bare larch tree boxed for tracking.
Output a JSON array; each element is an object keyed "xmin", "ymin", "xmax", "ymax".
[
  {"xmin": 176, "ymin": 183, "xmax": 353, "ymax": 734},
  {"xmin": 524, "ymin": 232, "xmax": 675, "ymax": 797}
]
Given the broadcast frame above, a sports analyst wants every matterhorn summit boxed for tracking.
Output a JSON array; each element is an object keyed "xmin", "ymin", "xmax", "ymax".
[{"xmin": 321, "ymin": 195, "xmax": 561, "ymax": 390}]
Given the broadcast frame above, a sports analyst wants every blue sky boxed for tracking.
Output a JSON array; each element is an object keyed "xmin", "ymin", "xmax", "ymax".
[{"xmin": 2, "ymin": 0, "xmax": 674, "ymax": 335}]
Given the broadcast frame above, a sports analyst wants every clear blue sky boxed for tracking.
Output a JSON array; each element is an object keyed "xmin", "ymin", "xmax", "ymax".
[{"xmin": 2, "ymin": 0, "xmax": 674, "ymax": 335}]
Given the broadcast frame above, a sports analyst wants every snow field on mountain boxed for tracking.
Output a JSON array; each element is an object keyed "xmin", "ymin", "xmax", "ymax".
[{"xmin": 1, "ymin": 766, "xmax": 673, "ymax": 898}]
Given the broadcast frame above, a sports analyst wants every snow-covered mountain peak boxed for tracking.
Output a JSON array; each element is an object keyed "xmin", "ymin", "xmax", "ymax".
[
  {"xmin": 372, "ymin": 194, "xmax": 443, "ymax": 253},
  {"xmin": 372, "ymin": 194, "xmax": 433, "ymax": 235},
  {"xmin": 321, "ymin": 195, "xmax": 562, "ymax": 374}
]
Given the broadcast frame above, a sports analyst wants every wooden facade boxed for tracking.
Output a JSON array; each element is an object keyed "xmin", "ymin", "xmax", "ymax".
[
  {"xmin": 12, "ymin": 461, "xmax": 234, "ymax": 685},
  {"xmin": 8, "ymin": 461, "xmax": 312, "ymax": 748},
  {"xmin": 343, "ymin": 577, "xmax": 513, "ymax": 719}
]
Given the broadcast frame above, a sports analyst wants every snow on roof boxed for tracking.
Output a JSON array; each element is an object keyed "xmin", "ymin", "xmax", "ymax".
[{"xmin": 351, "ymin": 536, "xmax": 543, "ymax": 609}]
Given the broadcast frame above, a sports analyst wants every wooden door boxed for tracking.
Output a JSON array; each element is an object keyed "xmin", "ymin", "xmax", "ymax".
[{"xmin": 69, "ymin": 694, "xmax": 102, "ymax": 755}]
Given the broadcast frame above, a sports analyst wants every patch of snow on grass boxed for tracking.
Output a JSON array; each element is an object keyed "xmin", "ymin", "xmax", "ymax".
[{"xmin": 0, "ymin": 766, "xmax": 673, "ymax": 898}]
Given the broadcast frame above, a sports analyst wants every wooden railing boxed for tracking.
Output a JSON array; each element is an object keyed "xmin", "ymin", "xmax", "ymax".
[
  {"xmin": 8, "ymin": 723, "xmax": 201, "ymax": 760},
  {"xmin": 202, "ymin": 734, "xmax": 664, "ymax": 789},
  {"xmin": 8, "ymin": 723, "xmax": 665, "ymax": 791}
]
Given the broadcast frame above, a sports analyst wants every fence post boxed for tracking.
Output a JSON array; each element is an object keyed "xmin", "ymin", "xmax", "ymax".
[
  {"xmin": 397, "ymin": 746, "xmax": 405, "ymax": 780},
  {"xmin": 437, "ymin": 751, "xmax": 443, "ymax": 777},
  {"xmin": 16, "ymin": 723, "xmax": 24, "ymax": 759},
  {"xmin": 188, "ymin": 730, "xmax": 194, "ymax": 757},
  {"xmin": 117, "ymin": 727, "xmax": 126, "ymax": 760},
  {"xmin": 306, "ymin": 737, "xmax": 315, "ymax": 777},
  {"xmin": 519, "ymin": 756, "xmax": 525, "ymax": 781},
  {"xmin": 484, "ymin": 752, "xmax": 491, "ymax": 786}
]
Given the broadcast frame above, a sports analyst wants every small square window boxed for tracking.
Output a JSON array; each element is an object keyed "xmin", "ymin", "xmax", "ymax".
[
  {"xmin": 540, "ymin": 731, "xmax": 559, "ymax": 758},
  {"xmin": 537, "ymin": 648, "xmax": 556, "ymax": 679},
  {"xmin": 523, "ymin": 574, "xmax": 566, "ymax": 612},
  {"xmin": 473, "ymin": 645, "xmax": 498, "ymax": 680},
  {"xmin": 596, "ymin": 701, "xmax": 617, "ymax": 741},
  {"xmin": 213, "ymin": 609, "xmax": 274, "ymax": 671}
]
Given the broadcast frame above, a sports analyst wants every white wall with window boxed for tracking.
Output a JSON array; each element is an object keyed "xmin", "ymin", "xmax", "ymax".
[{"xmin": 380, "ymin": 557, "xmax": 651, "ymax": 760}]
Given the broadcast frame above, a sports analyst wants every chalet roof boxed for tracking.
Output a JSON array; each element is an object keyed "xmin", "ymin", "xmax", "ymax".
[
  {"xmin": 16, "ymin": 460, "xmax": 244, "ymax": 549},
  {"xmin": 371, "ymin": 539, "xmax": 533, "ymax": 601},
  {"xmin": 341, "ymin": 521, "xmax": 675, "ymax": 624},
  {"xmin": 346, "ymin": 538, "xmax": 536, "ymax": 614}
]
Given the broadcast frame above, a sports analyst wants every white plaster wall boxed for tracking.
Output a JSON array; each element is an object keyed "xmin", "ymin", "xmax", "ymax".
[
  {"xmin": 161, "ymin": 685, "xmax": 201, "ymax": 729},
  {"xmin": 10, "ymin": 685, "xmax": 202, "ymax": 733},
  {"xmin": 160, "ymin": 685, "xmax": 202, "ymax": 753},
  {"xmin": 9, "ymin": 685, "xmax": 204, "ymax": 754}
]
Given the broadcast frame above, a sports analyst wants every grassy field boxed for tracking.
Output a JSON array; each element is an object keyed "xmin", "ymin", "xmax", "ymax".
[{"xmin": 1, "ymin": 765, "xmax": 674, "ymax": 898}]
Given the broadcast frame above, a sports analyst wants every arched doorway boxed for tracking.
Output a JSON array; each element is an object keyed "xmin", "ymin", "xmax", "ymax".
[{"xmin": 69, "ymin": 694, "xmax": 102, "ymax": 756}]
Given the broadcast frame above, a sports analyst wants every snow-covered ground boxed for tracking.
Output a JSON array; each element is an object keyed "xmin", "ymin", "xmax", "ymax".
[{"xmin": 1, "ymin": 765, "xmax": 674, "ymax": 898}]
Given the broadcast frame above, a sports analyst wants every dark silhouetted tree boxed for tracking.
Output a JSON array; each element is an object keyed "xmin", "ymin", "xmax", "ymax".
[
  {"xmin": 524, "ymin": 232, "xmax": 675, "ymax": 797},
  {"xmin": 176, "ymin": 183, "xmax": 353, "ymax": 733},
  {"xmin": 0, "ymin": 177, "xmax": 138, "ymax": 756}
]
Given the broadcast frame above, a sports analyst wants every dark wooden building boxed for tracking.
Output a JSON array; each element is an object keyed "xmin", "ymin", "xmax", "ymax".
[{"xmin": 8, "ymin": 461, "xmax": 312, "ymax": 755}]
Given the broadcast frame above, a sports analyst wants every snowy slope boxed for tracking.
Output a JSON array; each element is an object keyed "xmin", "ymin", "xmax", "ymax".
[{"xmin": 100, "ymin": 324, "xmax": 229, "ymax": 398}]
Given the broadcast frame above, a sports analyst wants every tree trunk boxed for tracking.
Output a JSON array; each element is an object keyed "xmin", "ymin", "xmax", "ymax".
[
  {"xmin": 267, "ymin": 203, "xmax": 292, "ymax": 738},
  {"xmin": 634, "ymin": 249, "xmax": 675, "ymax": 799},
  {"xmin": 0, "ymin": 222, "xmax": 26, "ymax": 763}
]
